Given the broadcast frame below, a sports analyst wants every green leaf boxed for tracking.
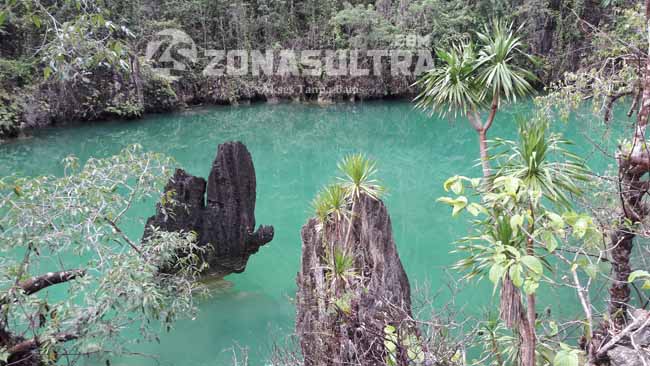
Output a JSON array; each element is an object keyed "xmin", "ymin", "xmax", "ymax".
[
  {"xmin": 443, "ymin": 176, "xmax": 456, "ymax": 192},
  {"xmin": 509, "ymin": 264, "xmax": 523, "ymax": 287},
  {"xmin": 547, "ymin": 212, "xmax": 564, "ymax": 231},
  {"xmin": 0, "ymin": 11, "xmax": 7, "ymax": 28},
  {"xmin": 521, "ymin": 255, "xmax": 543, "ymax": 276},
  {"xmin": 629, "ymin": 270, "xmax": 650, "ymax": 282},
  {"xmin": 573, "ymin": 217, "xmax": 589, "ymax": 238},
  {"xmin": 466, "ymin": 203, "xmax": 484, "ymax": 217},
  {"xmin": 384, "ymin": 339, "xmax": 397, "ymax": 353},
  {"xmin": 451, "ymin": 350, "xmax": 462, "ymax": 363},
  {"xmin": 548, "ymin": 320, "xmax": 559, "ymax": 337},
  {"xmin": 542, "ymin": 231, "xmax": 558, "ymax": 253},
  {"xmin": 584, "ymin": 263, "xmax": 599, "ymax": 279},
  {"xmin": 562, "ymin": 212, "xmax": 579, "ymax": 226},
  {"xmin": 489, "ymin": 263, "xmax": 505, "ymax": 286},
  {"xmin": 443, "ymin": 176, "xmax": 464, "ymax": 195},
  {"xmin": 504, "ymin": 177, "xmax": 519, "ymax": 195},
  {"xmin": 31, "ymin": 14, "xmax": 41, "ymax": 28},
  {"xmin": 510, "ymin": 214, "xmax": 524, "ymax": 234},
  {"xmin": 523, "ymin": 280, "xmax": 539, "ymax": 295},
  {"xmin": 43, "ymin": 66, "xmax": 52, "ymax": 80},
  {"xmin": 583, "ymin": 227, "xmax": 602, "ymax": 249},
  {"xmin": 553, "ymin": 347, "xmax": 579, "ymax": 366},
  {"xmin": 451, "ymin": 180, "xmax": 463, "ymax": 195},
  {"xmin": 437, "ymin": 196, "xmax": 468, "ymax": 217},
  {"xmin": 0, "ymin": 349, "xmax": 8, "ymax": 363},
  {"xmin": 496, "ymin": 176, "xmax": 520, "ymax": 196}
]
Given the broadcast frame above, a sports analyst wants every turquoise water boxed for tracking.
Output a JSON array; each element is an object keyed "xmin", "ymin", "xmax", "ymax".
[{"xmin": 0, "ymin": 100, "xmax": 621, "ymax": 365}]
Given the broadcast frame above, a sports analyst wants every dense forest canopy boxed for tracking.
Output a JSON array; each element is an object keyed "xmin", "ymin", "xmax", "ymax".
[{"xmin": 0, "ymin": 0, "xmax": 606, "ymax": 78}]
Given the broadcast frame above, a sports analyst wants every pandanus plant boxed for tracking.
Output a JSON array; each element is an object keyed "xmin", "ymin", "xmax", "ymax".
[
  {"xmin": 312, "ymin": 183, "xmax": 350, "ymax": 265},
  {"xmin": 415, "ymin": 20, "xmax": 537, "ymax": 178},
  {"xmin": 491, "ymin": 117, "xmax": 589, "ymax": 208},
  {"xmin": 443, "ymin": 116, "xmax": 590, "ymax": 366},
  {"xmin": 337, "ymin": 153, "xmax": 384, "ymax": 249},
  {"xmin": 493, "ymin": 118, "xmax": 588, "ymax": 366},
  {"xmin": 311, "ymin": 154, "xmax": 385, "ymax": 294}
]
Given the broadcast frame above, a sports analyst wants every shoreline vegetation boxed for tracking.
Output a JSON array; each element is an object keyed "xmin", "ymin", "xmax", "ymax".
[
  {"xmin": 0, "ymin": 0, "xmax": 605, "ymax": 140},
  {"xmin": 0, "ymin": 56, "xmax": 427, "ymax": 141},
  {"xmin": 0, "ymin": 67, "xmax": 422, "ymax": 141}
]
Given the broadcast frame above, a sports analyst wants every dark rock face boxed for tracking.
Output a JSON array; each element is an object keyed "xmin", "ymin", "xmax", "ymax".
[
  {"xmin": 296, "ymin": 193, "xmax": 414, "ymax": 365},
  {"xmin": 1, "ymin": 67, "xmax": 418, "ymax": 140},
  {"xmin": 144, "ymin": 141, "xmax": 273, "ymax": 276}
]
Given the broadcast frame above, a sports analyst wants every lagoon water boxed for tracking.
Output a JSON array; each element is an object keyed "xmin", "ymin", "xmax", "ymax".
[{"xmin": 0, "ymin": 100, "xmax": 620, "ymax": 365}]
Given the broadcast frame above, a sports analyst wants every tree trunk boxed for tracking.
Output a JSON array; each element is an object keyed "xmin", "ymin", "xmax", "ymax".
[
  {"xmin": 8, "ymin": 332, "xmax": 77, "ymax": 357},
  {"xmin": 520, "ymin": 315, "xmax": 536, "ymax": 366},
  {"xmin": 606, "ymin": 16, "xmax": 650, "ymax": 326},
  {"xmin": 478, "ymin": 130, "xmax": 491, "ymax": 178},
  {"xmin": 608, "ymin": 229, "xmax": 634, "ymax": 326},
  {"xmin": 520, "ymin": 236, "xmax": 537, "ymax": 366},
  {"xmin": 521, "ymin": 294, "xmax": 537, "ymax": 366}
]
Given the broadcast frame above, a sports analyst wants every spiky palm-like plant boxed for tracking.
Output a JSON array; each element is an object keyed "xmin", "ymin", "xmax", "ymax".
[
  {"xmin": 337, "ymin": 153, "xmax": 384, "ymax": 249},
  {"xmin": 324, "ymin": 248, "xmax": 357, "ymax": 291},
  {"xmin": 312, "ymin": 183, "xmax": 350, "ymax": 225},
  {"xmin": 415, "ymin": 20, "xmax": 536, "ymax": 178},
  {"xmin": 414, "ymin": 41, "xmax": 483, "ymax": 119},
  {"xmin": 476, "ymin": 22, "xmax": 536, "ymax": 103},
  {"xmin": 310, "ymin": 155, "xmax": 385, "ymax": 298},
  {"xmin": 337, "ymin": 153, "xmax": 384, "ymax": 200},
  {"xmin": 492, "ymin": 117, "xmax": 586, "ymax": 366},
  {"xmin": 446, "ymin": 116, "xmax": 589, "ymax": 366},
  {"xmin": 312, "ymin": 183, "xmax": 350, "ymax": 265},
  {"xmin": 491, "ymin": 117, "xmax": 589, "ymax": 208}
]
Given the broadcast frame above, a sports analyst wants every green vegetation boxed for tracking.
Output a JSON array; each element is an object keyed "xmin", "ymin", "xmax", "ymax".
[
  {"xmin": 440, "ymin": 116, "xmax": 595, "ymax": 366},
  {"xmin": 415, "ymin": 21, "xmax": 536, "ymax": 177},
  {"xmin": 0, "ymin": 0, "xmax": 607, "ymax": 138},
  {"xmin": 433, "ymin": 2, "xmax": 650, "ymax": 365},
  {"xmin": 312, "ymin": 153, "xmax": 384, "ymax": 294},
  {"xmin": 3, "ymin": 0, "xmax": 650, "ymax": 365},
  {"xmin": 0, "ymin": 146, "xmax": 207, "ymax": 365}
]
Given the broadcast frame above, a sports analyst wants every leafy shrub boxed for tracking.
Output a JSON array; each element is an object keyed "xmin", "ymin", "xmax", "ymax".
[{"xmin": 0, "ymin": 58, "xmax": 35, "ymax": 87}]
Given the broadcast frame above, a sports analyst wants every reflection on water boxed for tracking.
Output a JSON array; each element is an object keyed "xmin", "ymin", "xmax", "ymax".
[{"xmin": 201, "ymin": 277, "xmax": 234, "ymax": 292}]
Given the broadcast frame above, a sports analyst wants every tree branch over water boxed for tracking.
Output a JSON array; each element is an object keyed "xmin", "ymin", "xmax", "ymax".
[{"xmin": 17, "ymin": 269, "xmax": 86, "ymax": 296}]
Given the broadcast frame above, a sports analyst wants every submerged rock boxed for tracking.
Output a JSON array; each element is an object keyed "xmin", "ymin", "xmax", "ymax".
[
  {"xmin": 144, "ymin": 141, "xmax": 273, "ymax": 276},
  {"xmin": 296, "ymin": 193, "xmax": 415, "ymax": 365}
]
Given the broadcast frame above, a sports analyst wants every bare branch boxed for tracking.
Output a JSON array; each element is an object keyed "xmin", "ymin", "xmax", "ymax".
[
  {"xmin": 8, "ymin": 332, "xmax": 78, "ymax": 357},
  {"xmin": 18, "ymin": 269, "xmax": 86, "ymax": 296},
  {"xmin": 597, "ymin": 310, "xmax": 650, "ymax": 357},
  {"xmin": 104, "ymin": 217, "xmax": 144, "ymax": 257},
  {"xmin": 604, "ymin": 90, "xmax": 633, "ymax": 123}
]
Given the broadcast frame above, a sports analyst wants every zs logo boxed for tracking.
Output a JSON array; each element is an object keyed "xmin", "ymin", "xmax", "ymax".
[{"xmin": 145, "ymin": 29, "xmax": 197, "ymax": 80}]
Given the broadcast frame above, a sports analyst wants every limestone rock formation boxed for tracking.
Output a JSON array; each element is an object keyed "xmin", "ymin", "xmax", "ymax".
[
  {"xmin": 608, "ymin": 347, "xmax": 650, "ymax": 366},
  {"xmin": 607, "ymin": 309, "xmax": 650, "ymax": 366},
  {"xmin": 144, "ymin": 141, "xmax": 273, "ymax": 276},
  {"xmin": 296, "ymin": 193, "xmax": 415, "ymax": 365}
]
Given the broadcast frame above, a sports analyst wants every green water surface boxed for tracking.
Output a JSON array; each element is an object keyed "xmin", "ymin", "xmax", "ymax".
[{"xmin": 0, "ymin": 100, "xmax": 622, "ymax": 365}]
